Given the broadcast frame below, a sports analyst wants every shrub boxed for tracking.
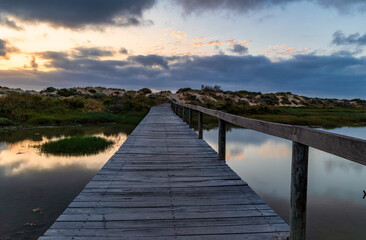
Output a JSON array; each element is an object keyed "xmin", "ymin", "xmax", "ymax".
[
  {"xmin": 138, "ymin": 88, "xmax": 152, "ymax": 94},
  {"xmin": 57, "ymin": 88, "xmax": 77, "ymax": 97},
  {"xmin": 103, "ymin": 98, "xmax": 113, "ymax": 105},
  {"xmin": 201, "ymin": 85, "xmax": 223, "ymax": 92},
  {"xmin": 0, "ymin": 117, "xmax": 14, "ymax": 126},
  {"xmin": 177, "ymin": 88, "xmax": 192, "ymax": 93},
  {"xmin": 280, "ymin": 97, "xmax": 291, "ymax": 105},
  {"xmin": 148, "ymin": 94, "xmax": 158, "ymax": 99},
  {"xmin": 44, "ymin": 87, "xmax": 56, "ymax": 92},
  {"xmin": 310, "ymin": 98, "xmax": 322, "ymax": 105},
  {"xmin": 261, "ymin": 94, "xmax": 279, "ymax": 106},
  {"xmin": 63, "ymin": 98, "xmax": 85, "ymax": 109},
  {"xmin": 93, "ymin": 92, "xmax": 106, "ymax": 98}
]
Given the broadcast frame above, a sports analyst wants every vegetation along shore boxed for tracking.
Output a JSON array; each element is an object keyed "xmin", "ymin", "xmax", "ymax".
[{"xmin": 0, "ymin": 85, "xmax": 365, "ymax": 129}]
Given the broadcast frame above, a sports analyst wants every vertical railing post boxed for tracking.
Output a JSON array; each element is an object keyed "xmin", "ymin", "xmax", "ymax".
[
  {"xmin": 290, "ymin": 141, "xmax": 309, "ymax": 240},
  {"xmin": 182, "ymin": 106, "xmax": 185, "ymax": 122},
  {"xmin": 198, "ymin": 112, "xmax": 203, "ymax": 139},
  {"xmin": 174, "ymin": 104, "xmax": 177, "ymax": 114},
  {"xmin": 218, "ymin": 119, "xmax": 226, "ymax": 160},
  {"xmin": 189, "ymin": 109, "xmax": 193, "ymax": 128}
]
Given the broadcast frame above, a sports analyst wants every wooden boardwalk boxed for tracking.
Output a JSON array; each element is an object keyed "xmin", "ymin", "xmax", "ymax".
[{"xmin": 40, "ymin": 104, "xmax": 289, "ymax": 240}]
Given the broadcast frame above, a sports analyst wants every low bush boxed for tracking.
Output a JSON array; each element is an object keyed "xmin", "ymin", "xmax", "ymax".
[{"xmin": 41, "ymin": 136, "xmax": 113, "ymax": 156}]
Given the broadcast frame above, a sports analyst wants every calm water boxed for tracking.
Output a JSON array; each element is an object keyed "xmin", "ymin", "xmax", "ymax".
[
  {"xmin": 1, "ymin": 124, "xmax": 365, "ymax": 240},
  {"xmin": 0, "ymin": 125, "xmax": 133, "ymax": 239},
  {"xmin": 202, "ymin": 126, "xmax": 366, "ymax": 240}
]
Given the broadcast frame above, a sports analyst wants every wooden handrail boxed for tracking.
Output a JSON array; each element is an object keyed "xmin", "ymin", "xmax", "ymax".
[
  {"xmin": 172, "ymin": 101, "xmax": 366, "ymax": 166},
  {"xmin": 171, "ymin": 100, "xmax": 366, "ymax": 240}
]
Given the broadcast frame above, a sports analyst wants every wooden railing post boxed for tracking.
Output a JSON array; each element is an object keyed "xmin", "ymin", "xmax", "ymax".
[
  {"xmin": 218, "ymin": 119, "xmax": 226, "ymax": 160},
  {"xmin": 290, "ymin": 141, "xmax": 309, "ymax": 240},
  {"xmin": 198, "ymin": 112, "xmax": 203, "ymax": 139},
  {"xmin": 189, "ymin": 109, "xmax": 193, "ymax": 128},
  {"xmin": 182, "ymin": 106, "xmax": 185, "ymax": 122}
]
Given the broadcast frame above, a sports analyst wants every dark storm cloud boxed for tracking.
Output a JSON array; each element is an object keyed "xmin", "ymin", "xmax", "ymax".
[
  {"xmin": 176, "ymin": 0, "xmax": 366, "ymax": 14},
  {"xmin": 5, "ymin": 52, "xmax": 366, "ymax": 99},
  {"xmin": 0, "ymin": 0, "xmax": 156, "ymax": 28},
  {"xmin": 332, "ymin": 31, "xmax": 366, "ymax": 46},
  {"xmin": 230, "ymin": 44, "xmax": 248, "ymax": 55},
  {"xmin": 128, "ymin": 54, "xmax": 169, "ymax": 69},
  {"xmin": 73, "ymin": 47, "xmax": 114, "ymax": 58}
]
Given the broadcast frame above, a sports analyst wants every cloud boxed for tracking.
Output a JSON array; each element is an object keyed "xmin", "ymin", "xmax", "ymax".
[
  {"xmin": 128, "ymin": 54, "xmax": 169, "ymax": 69},
  {"xmin": 0, "ymin": 38, "xmax": 18, "ymax": 58},
  {"xmin": 230, "ymin": 44, "xmax": 248, "ymax": 55},
  {"xmin": 0, "ymin": 39, "xmax": 6, "ymax": 57},
  {"xmin": 0, "ymin": 0, "xmax": 156, "ymax": 28},
  {"xmin": 73, "ymin": 47, "xmax": 114, "ymax": 58},
  {"xmin": 226, "ymin": 40, "xmax": 249, "ymax": 46},
  {"xmin": 0, "ymin": 15, "xmax": 23, "ymax": 30},
  {"xmin": 3, "ymin": 52, "xmax": 366, "ymax": 99},
  {"xmin": 30, "ymin": 56, "xmax": 38, "ymax": 69},
  {"xmin": 332, "ymin": 31, "xmax": 366, "ymax": 46},
  {"xmin": 191, "ymin": 40, "xmax": 224, "ymax": 49},
  {"xmin": 37, "ymin": 51, "xmax": 73, "ymax": 69},
  {"xmin": 120, "ymin": 48, "xmax": 128, "ymax": 54},
  {"xmin": 315, "ymin": 0, "xmax": 366, "ymax": 13},
  {"xmin": 170, "ymin": 30, "xmax": 187, "ymax": 41},
  {"xmin": 262, "ymin": 45, "xmax": 310, "ymax": 58},
  {"xmin": 37, "ymin": 51, "xmax": 128, "ymax": 71},
  {"xmin": 177, "ymin": 0, "xmax": 294, "ymax": 14},
  {"xmin": 176, "ymin": 0, "xmax": 366, "ymax": 14}
]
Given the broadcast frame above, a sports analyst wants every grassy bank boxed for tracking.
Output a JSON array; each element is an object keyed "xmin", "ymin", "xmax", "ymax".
[
  {"xmin": 247, "ymin": 107, "xmax": 366, "ymax": 128},
  {"xmin": 0, "ymin": 88, "xmax": 168, "ymax": 127},
  {"xmin": 175, "ymin": 86, "xmax": 366, "ymax": 129},
  {"xmin": 183, "ymin": 106, "xmax": 366, "ymax": 129},
  {"xmin": 40, "ymin": 136, "xmax": 114, "ymax": 156}
]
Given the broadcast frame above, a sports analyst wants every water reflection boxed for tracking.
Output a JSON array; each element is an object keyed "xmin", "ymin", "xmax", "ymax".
[
  {"xmin": 0, "ymin": 125, "xmax": 132, "ymax": 239},
  {"xmin": 0, "ymin": 134, "xmax": 126, "ymax": 176},
  {"xmin": 203, "ymin": 126, "xmax": 366, "ymax": 240}
]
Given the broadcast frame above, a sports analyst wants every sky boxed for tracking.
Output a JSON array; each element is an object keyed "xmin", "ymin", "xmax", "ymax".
[{"xmin": 0, "ymin": 0, "xmax": 365, "ymax": 98}]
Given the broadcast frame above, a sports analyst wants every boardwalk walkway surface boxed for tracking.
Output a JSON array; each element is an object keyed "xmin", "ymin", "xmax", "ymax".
[{"xmin": 40, "ymin": 104, "xmax": 289, "ymax": 240}]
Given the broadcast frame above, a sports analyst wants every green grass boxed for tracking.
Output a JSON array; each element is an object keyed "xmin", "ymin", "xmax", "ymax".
[
  {"xmin": 246, "ymin": 107, "xmax": 366, "ymax": 128},
  {"xmin": 0, "ymin": 117, "xmax": 14, "ymax": 126},
  {"xmin": 0, "ymin": 92, "xmax": 167, "ymax": 127},
  {"xmin": 40, "ymin": 136, "xmax": 114, "ymax": 156},
  {"xmin": 17, "ymin": 111, "xmax": 146, "ymax": 127},
  {"xmin": 182, "ymin": 106, "xmax": 366, "ymax": 129}
]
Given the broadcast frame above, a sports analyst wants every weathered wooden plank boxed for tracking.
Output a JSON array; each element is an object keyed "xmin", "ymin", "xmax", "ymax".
[{"xmin": 50, "ymin": 216, "xmax": 286, "ymax": 229}]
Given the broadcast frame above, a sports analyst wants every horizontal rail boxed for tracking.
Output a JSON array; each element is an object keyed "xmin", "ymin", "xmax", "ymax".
[{"xmin": 173, "ymin": 101, "xmax": 366, "ymax": 166}]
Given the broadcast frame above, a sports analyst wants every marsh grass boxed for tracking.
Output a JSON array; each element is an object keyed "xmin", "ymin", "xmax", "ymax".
[
  {"xmin": 41, "ymin": 136, "xmax": 114, "ymax": 156},
  {"xmin": 183, "ymin": 107, "xmax": 366, "ymax": 129}
]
